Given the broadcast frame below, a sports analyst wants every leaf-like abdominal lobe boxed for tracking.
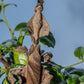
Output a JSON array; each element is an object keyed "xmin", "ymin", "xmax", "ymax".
[
  {"xmin": 27, "ymin": 45, "xmax": 41, "ymax": 84},
  {"xmin": 27, "ymin": 15, "xmax": 49, "ymax": 37},
  {"xmin": 39, "ymin": 15, "xmax": 50, "ymax": 37},
  {"xmin": 27, "ymin": 3, "xmax": 49, "ymax": 46}
]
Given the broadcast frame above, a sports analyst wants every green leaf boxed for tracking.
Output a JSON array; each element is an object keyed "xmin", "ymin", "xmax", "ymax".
[
  {"xmin": 9, "ymin": 52, "xmax": 14, "ymax": 63},
  {"xmin": 64, "ymin": 67, "xmax": 84, "ymax": 76},
  {"xmin": 14, "ymin": 51, "xmax": 28, "ymax": 65},
  {"xmin": 39, "ymin": 32, "xmax": 55, "ymax": 48},
  {"xmin": 3, "ymin": 78, "xmax": 9, "ymax": 84},
  {"xmin": 47, "ymin": 66, "xmax": 63, "ymax": 84},
  {"xmin": 15, "ymin": 23, "xmax": 55, "ymax": 48},
  {"xmin": 0, "ymin": 45, "xmax": 8, "ymax": 55},
  {"xmin": 62, "ymin": 70, "xmax": 71, "ymax": 80},
  {"xmin": 0, "ymin": 38, "xmax": 17, "ymax": 48},
  {"xmin": 0, "ymin": 43, "xmax": 15, "ymax": 55},
  {"xmin": 0, "ymin": 45, "xmax": 15, "ymax": 55},
  {"xmin": 66, "ymin": 77, "xmax": 72, "ymax": 84},
  {"xmin": 0, "ymin": 19, "xmax": 4, "ymax": 22},
  {"xmin": 62, "ymin": 67, "xmax": 84, "ymax": 84},
  {"xmin": 40, "ymin": 50, "xmax": 45, "ymax": 55},
  {"xmin": 66, "ymin": 74, "xmax": 79, "ymax": 84},
  {"xmin": 24, "ymin": 30, "xmax": 30, "ymax": 36},
  {"xmin": 74, "ymin": 47, "xmax": 84, "ymax": 60},
  {"xmin": 79, "ymin": 76, "xmax": 84, "ymax": 83},
  {"xmin": 3, "ymin": 3, "xmax": 17, "ymax": 8},
  {"xmin": 10, "ymin": 64, "xmax": 23, "ymax": 69},
  {"xmin": 15, "ymin": 23, "xmax": 27, "ymax": 31},
  {"xmin": 1, "ymin": 0, "xmax": 4, "ymax": 2},
  {"xmin": 71, "ymin": 74, "xmax": 79, "ymax": 84},
  {"xmin": 17, "ymin": 36, "xmax": 24, "ymax": 46},
  {"xmin": 51, "ymin": 61, "xmax": 63, "ymax": 70},
  {"xmin": 0, "ymin": 71, "xmax": 5, "ymax": 77},
  {"xmin": 0, "ymin": 67, "xmax": 6, "ymax": 77},
  {"xmin": 15, "ymin": 81, "xmax": 20, "ymax": 84},
  {"xmin": 69, "ymin": 69, "xmax": 84, "ymax": 76}
]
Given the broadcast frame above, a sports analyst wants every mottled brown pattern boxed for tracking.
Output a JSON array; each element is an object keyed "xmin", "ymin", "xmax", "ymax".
[
  {"xmin": 7, "ymin": 0, "xmax": 53, "ymax": 84},
  {"xmin": 41, "ymin": 69, "xmax": 53, "ymax": 84},
  {"xmin": 8, "ymin": 67, "xmax": 23, "ymax": 84},
  {"xmin": 27, "ymin": 0, "xmax": 49, "ymax": 46},
  {"xmin": 15, "ymin": 46, "xmax": 28, "ymax": 56},
  {"xmin": 27, "ymin": 45, "xmax": 41, "ymax": 84}
]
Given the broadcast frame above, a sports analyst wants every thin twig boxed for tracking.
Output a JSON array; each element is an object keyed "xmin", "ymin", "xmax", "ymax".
[
  {"xmin": 63, "ymin": 59, "xmax": 84, "ymax": 69},
  {"xmin": 1, "ymin": 1, "xmax": 14, "ymax": 38},
  {"xmin": 0, "ymin": 56, "xmax": 10, "ymax": 68}
]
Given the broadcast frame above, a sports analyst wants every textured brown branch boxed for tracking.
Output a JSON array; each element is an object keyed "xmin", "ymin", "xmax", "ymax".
[{"xmin": 0, "ymin": 55, "xmax": 11, "ymax": 68}]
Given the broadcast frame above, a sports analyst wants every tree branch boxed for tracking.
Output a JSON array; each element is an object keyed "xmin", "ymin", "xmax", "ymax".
[
  {"xmin": 1, "ymin": 1, "xmax": 14, "ymax": 38},
  {"xmin": 0, "ymin": 55, "xmax": 11, "ymax": 68},
  {"xmin": 63, "ymin": 59, "xmax": 84, "ymax": 69}
]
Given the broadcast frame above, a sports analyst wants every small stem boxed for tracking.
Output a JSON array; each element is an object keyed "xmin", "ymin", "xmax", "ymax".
[
  {"xmin": 1, "ymin": 1, "xmax": 14, "ymax": 38},
  {"xmin": 20, "ymin": 29, "xmax": 22, "ymax": 36},
  {"xmin": 0, "ymin": 58, "xmax": 10, "ymax": 68},
  {"xmin": 63, "ymin": 59, "xmax": 84, "ymax": 69}
]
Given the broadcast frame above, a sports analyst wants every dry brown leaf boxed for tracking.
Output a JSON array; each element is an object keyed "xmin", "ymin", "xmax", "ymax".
[
  {"xmin": 41, "ymin": 69, "xmax": 53, "ymax": 84},
  {"xmin": 39, "ymin": 15, "xmax": 50, "ymax": 37}
]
